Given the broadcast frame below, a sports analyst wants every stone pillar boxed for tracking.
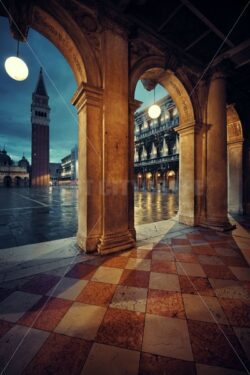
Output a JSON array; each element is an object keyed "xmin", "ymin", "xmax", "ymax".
[
  {"xmin": 205, "ymin": 70, "xmax": 233, "ymax": 229},
  {"xmin": 128, "ymin": 100, "xmax": 142, "ymax": 240},
  {"xmin": 176, "ymin": 122, "xmax": 197, "ymax": 225},
  {"xmin": 228, "ymin": 140, "xmax": 243, "ymax": 214},
  {"xmin": 72, "ymin": 83, "xmax": 103, "ymax": 252},
  {"xmin": 97, "ymin": 27, "xmax": 135, "ymax": 254}
]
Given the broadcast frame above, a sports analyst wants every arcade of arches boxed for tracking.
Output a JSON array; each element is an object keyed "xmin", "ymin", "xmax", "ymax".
[{"xmin": 1, "ymin": 1, "xmax": 249, "ymax": 255}]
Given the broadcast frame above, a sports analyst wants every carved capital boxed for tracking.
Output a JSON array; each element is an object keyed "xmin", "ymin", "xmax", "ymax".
[{"xmin": 71, "ymin": 82, "xmax": 103, "ymax": 112}]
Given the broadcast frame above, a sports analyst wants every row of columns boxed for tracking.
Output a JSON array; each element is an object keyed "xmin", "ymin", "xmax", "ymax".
[
  {"xmin": 72, "ymin": 34, "xmax": 236, "ymax": 254},
  {"xmin": 135, "ymin": 171, "xmax": 177, "ymax": 192}
]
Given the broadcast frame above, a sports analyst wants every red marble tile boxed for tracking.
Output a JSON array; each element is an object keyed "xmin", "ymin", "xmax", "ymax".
[
  {"xmin": 174, "ymin": 253, "xmax": 199, "ymax": 263},
  {"xmin": 151, "ymin": 260, "xmax": 177, "ymax": 274},
  {"xmin": 179, "ymin": 275, "xmax": 215, "ymax": 296},
  {"xmin": 129, "ymin": 249, "xmax": 152, "ymax": 259},
  {"xmin": 152, "ymin": 243, "xmax": 171, "ymax": 251},
  {"xmin": 96, "ymin": 307, "xmax": 144, "ymax": 350},
  {"xmin": 102, "ymin": 256, "xmax": 128, "ymax": 269},
  {"xmin": 119, "ymin": 269, "xmax": 150, "ymax": 288},
  {"xmin": 172, "ymin": 238, "xmax": 190, "ymax": 245},
  {"xmin": 23, "ymin": 332, "xmax": 91, "ymax": 375},
  {"xmin": 187, "ymin": 233, "xmax": 204, "ymax": 241},
  {"xmin": 0, "ymin": 319, "xmax": 14, "ymax": 338},
  {"xmin": 191, "ymin": 245, "xmax": 217, "ymax": 255},
  {"xmin": 18, "ymin": 296, "xmax": 72, "ymax": 331},
  {"xmin": 76, "ymin": 281, "xmax": 116, "ymax": 306},
  {"xmin": 20, "ymin": 274, "xmax": 61, "ymax": 295},
  {"xmin": 220, "ymin": 256, "xmax": 248, "ymax": 267},
  {"xmin": 219, "ymin": 298, "xmax": 250, "ymax": 327},
  {"xmin": 139, "ymin": 353, "xmax": 196, "ymax": 375},
  {"xmin": 188, "ymin": 320, "xmax": 247, "ymax": 370},
  {"xmin": 202, "ymin": 265, "xmax": 237, "ymax": 280},
  {"xmin": 66, "ymin": 263, "xmax": 97, "ymax": 280},
  {"xmin": 147, "ymin": 289, "xmax": 185, "ymax": 319}
]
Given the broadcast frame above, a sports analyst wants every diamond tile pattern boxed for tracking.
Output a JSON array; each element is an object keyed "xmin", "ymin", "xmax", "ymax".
[{"xmin": 0, "ymin": 228, "xmax": 249, "ymax": 374}]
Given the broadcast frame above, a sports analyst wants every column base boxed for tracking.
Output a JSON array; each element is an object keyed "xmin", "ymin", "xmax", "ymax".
[
  {"xmin": 200, "ymin": 218, "xmax": 236, "ymax": 232},
  {"xmin": 129, "ymin": 227, "xmax": 136, "ymax": 241},
  {"xmin": 98, "ymin": 230, "xmax": 135, "ymax": 255},
  {"xmin": 77, "ymin": 232, "xmax": 100, "ymax": 253},
  {"xmin": 178, "ymin": 214, "xmax": 196, "ymax": 226}
]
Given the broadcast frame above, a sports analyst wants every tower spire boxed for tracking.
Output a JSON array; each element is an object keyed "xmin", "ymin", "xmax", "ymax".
[{"xmin": 34, "ymin": 67, "xmax": 48, "ymax": 96}]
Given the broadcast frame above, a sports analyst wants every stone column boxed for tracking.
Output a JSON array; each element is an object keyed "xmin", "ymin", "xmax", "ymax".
[
  {"xmin": 205, "ymin": 70, "xmax": 233, "ymax": 229},
  {"xmin": 72, "ymin": 83, "xmax": 103, "ymax": 252},
  {"xmin": 128, "ymin": 100, "xmax": 142, "ymax": 240},
  {"xmin": 97, "ymin": 27, "xmax": 135, "ymax": 254},
  {"xmin": 176, "ymin": 122, "xmax": 197, "ymax": 225},
  {"xmin": 228, "ymin": 140, "xmax": 243, "ymax": 214}
]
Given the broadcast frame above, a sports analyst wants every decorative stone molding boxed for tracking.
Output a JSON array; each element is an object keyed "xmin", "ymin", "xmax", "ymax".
[
  {"xmin": 71, "ymin": 82, "xmax": 103, "ymax": 112},
  {"xmin": 98, "ymin": 230, "xmax": 135, "ymax": 255},
  {"xmin": 32, "ymin": 7, "xmax": 85, "ymax": 82}
]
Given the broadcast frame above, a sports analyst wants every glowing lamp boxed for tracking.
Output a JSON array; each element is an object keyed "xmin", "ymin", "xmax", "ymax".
[
  {"xmin": 148, "ymin": 86, "xmax": 161, "ymax": 119},
  {"xmin": 4, "ymin": 40, "xmax": 29, "ymax": 81},
  {"xmin": 148, "ymin": 104, "xmax": 161, "ymax": 119},
  {"xmin": 5, "ymin": 56, "xmax": 29, "ymax": 81}
]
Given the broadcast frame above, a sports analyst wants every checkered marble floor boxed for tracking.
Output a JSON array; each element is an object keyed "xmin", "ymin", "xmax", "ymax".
[{"xmin": 0, "ymin": 228, "xmax": 250, "ymax": 375}]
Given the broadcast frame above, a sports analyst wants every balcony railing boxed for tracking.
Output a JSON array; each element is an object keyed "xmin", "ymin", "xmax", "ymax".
[
  {"xmin": 134, "ymin": 154, "xmax": 179, "ymax": 167},
  {"xmin": 135, "ymin": 118, "xmax": 179, "ymax": 140}
]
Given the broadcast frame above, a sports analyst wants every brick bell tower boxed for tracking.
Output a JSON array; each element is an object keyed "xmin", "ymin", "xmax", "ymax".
[{"xmin": 31, "ymin": 68, "xmax": 50, "ymax": 186}]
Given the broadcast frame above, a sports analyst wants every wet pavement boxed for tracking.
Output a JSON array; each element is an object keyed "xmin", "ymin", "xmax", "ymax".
[{"xmin": 0, "ymin": 187, "xmax": 178, "ymax": 249}]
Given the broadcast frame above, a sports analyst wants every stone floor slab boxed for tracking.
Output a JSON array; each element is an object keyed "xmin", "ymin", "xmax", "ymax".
[
  {"xmin": 110, "ymin": 285, "xmax": 147, "ymax": 312},
  {"xmin": 149, "ymin": 272, "xmax": 180, "ymax": 292},
  {"xmin": 0, "ymin": 291, "xmax": 41, "ymax": 322},
  {"xmin": 142, "ymin": 314, "xmax": 193, "ymax": 361},
  {"xmin": 81, "ymin": 343, "xmax": 140, "ymax": 375},
  {"xmin": 54, "ymin": 302, "xmax": 106, "ymax": 340}
]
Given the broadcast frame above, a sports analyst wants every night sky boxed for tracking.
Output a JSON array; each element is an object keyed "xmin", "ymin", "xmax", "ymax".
[{"xmin": 0, "ymin": 16, "xmax": 167, "ymax": 164}]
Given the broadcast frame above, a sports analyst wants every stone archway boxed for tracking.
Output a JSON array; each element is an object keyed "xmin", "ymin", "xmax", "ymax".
[
  {"xmin": 227, "ymin": 104, "xmax": 244, "ymax": 214},
  {"xmin": 3, "ymin": 1, "xmax": 104, "ymax": 252},
  {"xmin": 129, "ymin": 57, "xmax": 198, "ymax": 235}
]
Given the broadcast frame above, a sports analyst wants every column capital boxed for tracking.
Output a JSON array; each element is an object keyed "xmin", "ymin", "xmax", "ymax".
[
  {"xmin": 71, "ymin": 82, "xmax": 103, "ymax": 112},
  {"xmin": 175, "ymin": 121, "xmax": 201, "ymax": 135},
  {"xmin": 207, "ymin": 60, "xmax": 233, "ymax": 82},
  {"xmin": 129, "ymin": 99, "xmax": 143, "ymax": 113}
]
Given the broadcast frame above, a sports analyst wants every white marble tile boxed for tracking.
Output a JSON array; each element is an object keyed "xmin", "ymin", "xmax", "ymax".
[
  {"xmin": 229, "ymin": 266, "xmax": 250, "ymax": 281},
  {"xmin": 91, "ymin": 266, "xmax": 123, "ymax": 284},
  {"xmin": 0, "ymin": 325, "xmax": 49, "ymax": 374},
  {"xmin": 54, "ymin": 302, "xmax": 106, "ymax": 340},
  {"xmin": 176, "ymin": 262, "xmax": 206, "ymax": 277},
  {"xmin": 196, "ymin": 363, "xmax": 245, "ymax": 375},
  {"xmin": 233, "ymin": 327, "xmax": 250, "ymax": 360},
  {"xmin": 142, "ymin": 314, "xmax": 193, "ymax": 361},
  {"xmin": 149, "ymin": 272, "xmax": 180, "ymax": 292},
  {"xmin": 125, "ymin": 258, "xmax": 151, "ymax": 271},
  {"xmin": 81, "ymin": 343, "xmax": 140, "ymax": 375},
  {"xmin": 209, "ymin": 278, "xmax": 250, "ymax": 300},
  {"xmin": 47, "ymin": 277, "xmax": 88, "ymax": 300},
  {"xmin": 110, "ymin": 285, "xmax": 147, "ymax": 312},
  {"xmin": 0, "ymin": 291, "xmax": 41, "ymax": 322},
  {"xmin": 182, "ymin": 294, "xmax": 228, "ymax": 324}
]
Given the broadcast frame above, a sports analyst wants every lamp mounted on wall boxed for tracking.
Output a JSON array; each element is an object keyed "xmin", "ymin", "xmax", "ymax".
[
  {"xmin": 148, "ymin": 85, "xmax": 161, "ymax": 119},
  {"xmin": 5, "ymin": 39, "xmax": 29, "ymax": 81}
]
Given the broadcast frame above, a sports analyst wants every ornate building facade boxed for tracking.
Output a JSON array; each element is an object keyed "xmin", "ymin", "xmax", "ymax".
[
  {"xmin": 0, "ymin": 149, "xmax": 29, "ymax": 187},
  {"xmin": 134, "ymin": 95, "xmax": 179, "ymax": 192},
  {"xmin": 31, "ymin": 68, "xmax": 50, "ymax": 186}
]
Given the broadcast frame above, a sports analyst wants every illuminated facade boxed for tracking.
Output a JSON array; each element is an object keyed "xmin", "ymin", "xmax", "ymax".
[
  {"xmin": 60, "ymin": 145, "xmax": 78, "ymax": 184},
  {"xmin": 134, "ymin": 95, "xmax": 179, "ymax": 192},
  {"xmin": 31, "ymin": 68, "xmax": 50, "ymax": 186},
  {"xmin": 0, "ymin": 150, "xmax": 29, "ymax": 187}
]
